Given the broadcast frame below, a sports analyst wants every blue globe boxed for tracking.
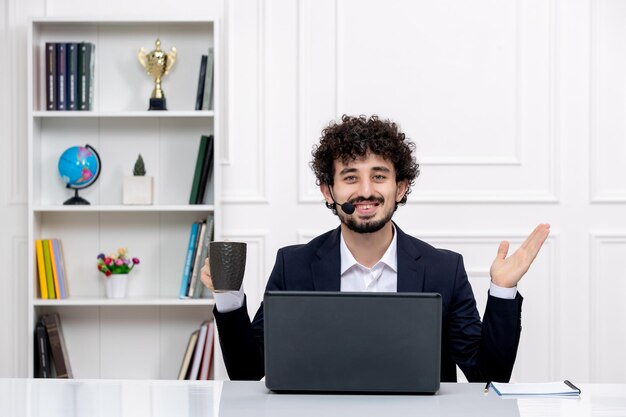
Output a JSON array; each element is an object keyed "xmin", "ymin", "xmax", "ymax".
[{"xmin": 58, "ymin": 144, "xmax": 101, "ymax": 205}]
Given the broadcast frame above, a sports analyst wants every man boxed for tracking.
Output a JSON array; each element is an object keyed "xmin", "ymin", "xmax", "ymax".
[{"xmin": 201, "ymin": 114, "xmax": 550, "ymax": 382}]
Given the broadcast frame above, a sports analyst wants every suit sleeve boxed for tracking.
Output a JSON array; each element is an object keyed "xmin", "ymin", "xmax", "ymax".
[
  {"xmin": 448, "ymin": 254, "xmax": 523, "ymax": 382},
  {"xmin": 212, "ymin": 248, "xmax": 286, "ymax": 380}
]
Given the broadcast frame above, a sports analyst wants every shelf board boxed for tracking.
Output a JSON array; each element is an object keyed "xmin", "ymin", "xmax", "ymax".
[
  {"xmin": 33, "ymin": 205, "xmax": 215, "ymax": 213},
  {"xmin": 33, "ymin": 297, "xmax": 215, "ymax": 307},
  {"xmin": 33, "ymin": 110, "xmax": 214, "ymax": 118}
]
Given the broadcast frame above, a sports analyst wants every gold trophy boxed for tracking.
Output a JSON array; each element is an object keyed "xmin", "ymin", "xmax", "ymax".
[{"xmin": 138, "ymin": 39, "xmax": 177, "ymax": 110}]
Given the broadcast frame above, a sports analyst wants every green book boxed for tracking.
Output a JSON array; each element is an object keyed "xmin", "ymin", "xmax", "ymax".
[
  {"xmin": 41, "ymin": 239, "xmax": 55, "ymax": 299},
  {"xmin": 189, "ymin": 135, "xmax": 209, "ymax": 204}
]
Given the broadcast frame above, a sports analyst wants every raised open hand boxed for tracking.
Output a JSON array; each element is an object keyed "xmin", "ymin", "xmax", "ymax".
[{"xmin": 489, "ymin": 224, "xmax": 551, "ymax": 288}]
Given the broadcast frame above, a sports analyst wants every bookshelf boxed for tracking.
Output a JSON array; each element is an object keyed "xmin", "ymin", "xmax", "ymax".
[{"xmin": 27, "ymin": 18, "xmax": 221, "ymax": 379}]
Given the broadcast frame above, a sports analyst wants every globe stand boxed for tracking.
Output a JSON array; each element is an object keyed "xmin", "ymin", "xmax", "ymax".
[{"xmin": 63, "ymin": 189, "xmax": 90, "ymax": 205}]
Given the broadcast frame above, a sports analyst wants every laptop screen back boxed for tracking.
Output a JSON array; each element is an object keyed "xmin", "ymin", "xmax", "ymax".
[{"xmin": 264, "ymin": 291, "xmax": 442, "ymax": 394}]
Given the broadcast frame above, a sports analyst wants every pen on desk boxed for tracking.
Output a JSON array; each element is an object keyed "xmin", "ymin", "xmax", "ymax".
[{"xmin": 484, "ymin": 382, "xmax": 490, "ymax": 393}]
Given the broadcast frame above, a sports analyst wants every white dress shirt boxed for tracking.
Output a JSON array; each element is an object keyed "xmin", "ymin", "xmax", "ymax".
[{"xmin": 214, "ymin": 226, "xmax": 516, "ymax": 313}]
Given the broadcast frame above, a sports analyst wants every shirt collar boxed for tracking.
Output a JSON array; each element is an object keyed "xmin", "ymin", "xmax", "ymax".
[{"xmin": 340, "ymin": 223, "xmax": 398, "ymax": 274}]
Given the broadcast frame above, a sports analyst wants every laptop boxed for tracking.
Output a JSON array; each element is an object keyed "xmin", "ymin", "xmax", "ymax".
[{"xmin": 264, "ymin": 291, "xmax": 442, "ymax": 394}]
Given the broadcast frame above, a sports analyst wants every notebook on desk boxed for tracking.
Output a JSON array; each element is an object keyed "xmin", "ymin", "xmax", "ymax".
[{"xmin": 263, "ymin": 291, "xmax": 442, "ymax": 394}]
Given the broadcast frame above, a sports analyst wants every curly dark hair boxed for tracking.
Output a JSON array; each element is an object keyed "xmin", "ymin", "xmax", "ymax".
[{"xmin": 310, "ymin": 114, "xmax": 420, "ymax": 206}]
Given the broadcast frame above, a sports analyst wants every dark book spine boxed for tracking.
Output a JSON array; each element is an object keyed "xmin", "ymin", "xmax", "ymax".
[
  {"xmin": 56, "ymin": 43, "xmax": 67, "ymax": 110},
  {"xmin": 196, "ymin": 135, "xmax": 214, "ymax": 204},
  {"xmin": 45, "ymin": 43, "xmax": 56, "ymax": 111},
  {"xmin": 66, "ymin": 43, "xmax": 78, "ymax": 111},
  {"xmin": 88, "ymin": 43, "xmax": 95, "ymax": 110},
  {"xmin": 42, "ymin": 313, "xmax": 73, "ymax": 378},
  {"xmin": 189, "ymin": 136, "xmax": 209, "ymax": 204},
  {"xmin": 77, "ymin": 42, "xmax": 93, "ymax": 111},
  {"xmin": 35, "ymin": 320, "xmax": 51, "ymax": 378},
  {"xmin": 195, "ymin": 55, "xmax": 208, "ymax": 110}
]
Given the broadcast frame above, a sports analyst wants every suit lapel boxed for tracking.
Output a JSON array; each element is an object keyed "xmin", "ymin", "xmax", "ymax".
[
  {"xmin": 311, "ymin": 226, "xmax": 341, "ymax": 291},
  {"xmin": 395, "ymin": 225, "xmax": 425, "ymax": 293}
]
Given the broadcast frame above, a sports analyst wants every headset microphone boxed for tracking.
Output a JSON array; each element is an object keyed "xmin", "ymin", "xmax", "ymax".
[
  {"xmin": 339, "ymin": 201, "xmax": 355, "ymax": 215},
  {"xmin": 328, "ymin": 186, "xmax": 356, "ymax": 215}
]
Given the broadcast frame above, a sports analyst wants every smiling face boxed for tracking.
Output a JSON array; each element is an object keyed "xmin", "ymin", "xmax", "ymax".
[{"xmin": 321, "ymin": 153, "xmax": 409, "ymax": 234}]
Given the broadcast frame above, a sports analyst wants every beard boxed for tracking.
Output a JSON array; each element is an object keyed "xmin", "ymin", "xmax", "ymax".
[{"xmin": 338, "ymin": 196, "xmax": 395, "ymax": 234}]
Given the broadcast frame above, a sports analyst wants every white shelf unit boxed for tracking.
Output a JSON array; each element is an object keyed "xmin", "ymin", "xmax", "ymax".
[{"xmin": 27, "ymin": 18, "xmax": 221, "ymax": 379}]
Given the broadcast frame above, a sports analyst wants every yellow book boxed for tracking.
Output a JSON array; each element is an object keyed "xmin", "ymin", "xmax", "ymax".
[
  {"xmin": 35, "ymin": 240, "xmax": 48, "ymax": 299},
  {"xmin": 41, "ymin": 239, "xmax": 56, "ymax": 299},
  {"xmin": 48, "ymin": 240, "xmax": 61, "ymax": 300}
]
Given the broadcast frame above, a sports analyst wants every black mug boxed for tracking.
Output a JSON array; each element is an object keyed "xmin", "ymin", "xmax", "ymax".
[{"xmin": 209, "ymin": 241, "xmax": 247, "ymax": 291}]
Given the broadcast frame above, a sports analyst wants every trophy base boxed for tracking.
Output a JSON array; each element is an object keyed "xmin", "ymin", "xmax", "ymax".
[{"xmin": 149, "ymin": 98, "xmax": 167, "ymax": 111}]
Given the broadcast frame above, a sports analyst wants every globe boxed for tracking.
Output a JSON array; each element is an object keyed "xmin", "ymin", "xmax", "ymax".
[{"xmin": 58, "ymin": 144, "xmax": 101, "ymax": 205}]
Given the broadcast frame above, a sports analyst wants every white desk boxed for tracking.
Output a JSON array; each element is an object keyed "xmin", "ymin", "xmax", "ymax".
[{"xmin": 0, "ymin": 379, "xmax": 624, "ymax": 417}]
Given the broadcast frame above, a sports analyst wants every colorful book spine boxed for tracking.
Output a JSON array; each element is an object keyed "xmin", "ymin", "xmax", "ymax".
[
  {"xmin": 52, "ymin": 239, "xmax": 66, "ymax": 299},
  {"xmin": 178, "ymin": 329, "xmax": 199, "ymax": 380},
  {"xmin": 35, "ymin": 240, "xmax": 48, "ymax": 299},
  {"xmin": 189, "ymin": 321, "xmax": 208, "ymax": 380},
  {"xmin": 179, "ymin": 222, "xmax": 200, "ymax": 298},
  {"xmin": 56, "ymin": 239, "xmax": 69, "ymax": 298},
  {"xmin": 45, "ymin": 43, "xmax": 56, "ymax": 110},
  {"xmin": 41, "ymin": 239, "xmax": 55, "ymax": 299},
  {"xmin": 199, "ymin": 321, "xmax": 214, "ymax": 380},
  {"xmin": 187, "ymin": 221, "xmax": 207, "ymax": 298},
  {"xmin": 192, "ymin": 216, "xmax": 213, "ymax": 298},
  {"xmin": 48, "ymin": 240, "xmax": 61, "ymax": 300}
]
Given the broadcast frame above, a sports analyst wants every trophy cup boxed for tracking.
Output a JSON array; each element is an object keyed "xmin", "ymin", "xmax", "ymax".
[{"xmin": 138, "ymin": 39, "xmax": 176, "ymax": 110}]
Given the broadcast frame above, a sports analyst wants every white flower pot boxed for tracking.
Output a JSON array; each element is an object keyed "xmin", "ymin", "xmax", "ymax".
[
  {"xmin": 123, "ymin": 176, "xmax": 154, "ymax": 205},
  {"xmin": 104, "ymin": 274, "xmax": 128, "ymax": 298}
]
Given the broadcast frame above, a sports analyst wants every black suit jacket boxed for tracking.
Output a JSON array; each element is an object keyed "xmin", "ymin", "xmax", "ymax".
[{"xmin": 214, "ymin": 224, "xmax": 523, "ymax": 382}]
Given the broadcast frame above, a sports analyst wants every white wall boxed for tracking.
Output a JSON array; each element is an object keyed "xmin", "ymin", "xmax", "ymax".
[{"xmin": 2, "ymin": 0, "xmax": 625, "ymax": 383}]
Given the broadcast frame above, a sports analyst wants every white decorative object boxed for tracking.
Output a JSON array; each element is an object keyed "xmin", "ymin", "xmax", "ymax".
[
  {"xmin": 104, "ymin": 274, "xmax": 128, "ymax": 298},
  {"xmin": 123, "ymin": 176, "xmax": 154, "ymax": 205}
]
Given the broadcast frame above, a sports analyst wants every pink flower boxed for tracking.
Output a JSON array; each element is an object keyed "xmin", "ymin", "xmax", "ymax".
[
  {"xmin": 104, "ymin": 257, "xmax": 113, "ymax": 265},
  {"xmin": 115, "ymin": 259, "xmax": 124, "ymax": 266},
  {"xmin": 132, "ymin": 258, "xmax": 140, "ymax": 265}
]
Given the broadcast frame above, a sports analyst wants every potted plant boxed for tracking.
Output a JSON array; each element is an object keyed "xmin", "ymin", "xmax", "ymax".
[
  {"xmin": 123, "ymin": 154, "xmax": 154, "ymax": 204},
  {"xmin": 97, "ymin": 248, "xmax": 140, "ymax": 298}
]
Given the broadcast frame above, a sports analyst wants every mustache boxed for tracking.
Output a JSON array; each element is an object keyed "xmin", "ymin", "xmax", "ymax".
[{"xmin": 348, "ymin": 196, "xmax": 385, "ymax": 205}]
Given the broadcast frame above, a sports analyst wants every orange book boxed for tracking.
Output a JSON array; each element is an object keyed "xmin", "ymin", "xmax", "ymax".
[
  {"xmin": 35, "ymin": 240, "xmax": 49, "ymax": 299},
  {"xmin": 48, "ymin": 240, "xmax": 61, "ymax": 300}
]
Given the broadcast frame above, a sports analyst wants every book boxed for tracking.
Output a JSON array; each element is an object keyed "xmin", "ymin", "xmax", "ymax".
[
  {"xmin": 66, "ymin": 43, "xmax": 78, "ymax": 110},
  {"xmin": 77, "ymin": 42, "xmax": 95, "ymax": 110},
  {"xmin": 42, "ymin": 313, "xmax": 73, "ymax": 378},
  {"xmin": 48, "ymin": 239, "xmax": 61, "ymax": 299},
  {"xmin": 195, "ymin": 55, "xmax": 208, "ymax": 110},
  {"xmin": 179, "ymin": 222, "xmax": 200, "ymax": 298},
  {"xmin": 185, "ymin": 221, "xmax": 205, "ymax": 296},
  {"xmin": 178, "ymin": 329, "xmax": 199, "ymax": 380},
  {"xmin": 201, "ymin": 48, "xmax": 214, "ymax": 111},
  {"xmin": 41, "ymin": 239, "xmax": 55, "ymax": 299},
  {"xmin": 196, "ymin": 135, "xmax": 214, "ymax": 204},
  {"xmin": 34, "ymin": 319, "xmax": 51, "ymax": 378},
  {"xmin": 188, "ymin": 321, "xmax": 209, "ymax": 380},
  {"xmin": 198, "ymin": 321, "xmax": 214, "ymax": 380},
  {"xmin": 189, "ymin": 135, "xmax": 209, "ymax": 204},
  {"xmin": 489, "ymin": 381, "xmax": 581, "ymax": 397},
  {"xmin": 56, "ymin": 43, "xmax": 67, "ymax": 110},
  {"xmin": 45, "ymin": 42, "xmax": 56, "ymax": 110},
  {"xmin": 56, "ymin": 239, "xmax": 70, "ymax": 298},
  {"xmin": 52, "ymin": 239, "xmax": 67, "ymax": 299},
  {"xmin": 192, "ymin": 216, "xmax": 213, "ymax": 298},
  {"xmin": 187, "ymin": 221, "xmax": 207, "ymax": 297},
  {"xmin": 35, "ymin": 240, "xmax": 48, "ymax": 299}
]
